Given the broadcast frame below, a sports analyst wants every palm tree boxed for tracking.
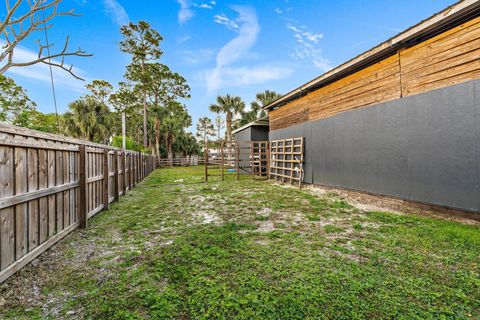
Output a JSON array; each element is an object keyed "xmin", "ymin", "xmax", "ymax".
[
  {"xmin": 162, "ymin": 101, "xmax": 192, "ymax": 161},
  {"xmin": 238, "ymin": 90, "xmax": 282, "ymax": 127},
  {"xmin": 63, "ymin": 97, "xmax": 113, "ymax": 143},
  {"xmin": 209, "ymin": 94, "xmax": 245, "ymax": 144},
  {"xmin": 174, "ymin": 132, "xmax": 200, "ymax": 157}
]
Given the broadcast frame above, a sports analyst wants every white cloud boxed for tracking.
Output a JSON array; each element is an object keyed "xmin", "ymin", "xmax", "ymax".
[
  {"xmin": 177, "ymin": 0, "xmax": 194, "ymax": 24},
  {"xmin": 2, "ymin": 41, "xmax": 89, "ymax": 93},
  {"xmin": 194, "ymin": 1, "xmax": 216, "ymax": 9},
  {"xmin": 213, "ymin": 14, "xmax": 239, "ymax": 31},
  {"xmin": 177, "ymin": 35, "xmax": 192, "ymax": 44},
  {"xmin": 205, "ymin": 6, "xmax": 260, "ymax": 92},
  {"xmin": 286, "ymin": 22, "xmax": 331, "ymax": 71},
  {"xmin": 221, "ymin": 65, "xmax": 293, "ymax": 87},
  {"xmin": 179, "ymin": 49, "xmax": 215, "ymax": 65},
  {"xmin": 176, "ymin": 1, "xmax": 216, "ymax": 24},
  {"xmin": 103, "ymin": 0, "xmax": 129, "ymax": 27}
]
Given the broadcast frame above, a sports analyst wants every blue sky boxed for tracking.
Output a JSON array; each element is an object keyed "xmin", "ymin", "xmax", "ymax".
[{"xmin": 2, "ymin": 0, "xmax": 456, "ymax": 132}]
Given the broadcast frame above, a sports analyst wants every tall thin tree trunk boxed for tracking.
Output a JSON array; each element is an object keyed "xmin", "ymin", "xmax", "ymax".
[
  {"xmin": 141, "ymin": 61, "xmax": 148, "ymax": 147},
  {"xmin": 122, "ymin": 112, "xmax": 126, "ymax": 151},
  {"xmin": 167, "ymin": 134, "xmax": 173, "ymax": 166},
  {"xmin": 155, "ymin": 115, "xmax": 160, "ymax": 160},
  {"xmin": 226, "ymin": 111, "xmax": 232, "ymax": 147}
]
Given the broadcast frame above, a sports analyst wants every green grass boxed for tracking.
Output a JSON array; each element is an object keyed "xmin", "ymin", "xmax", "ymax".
[{"xmin": 1, "ymin": 166, "xmax": 479, "ymax": 319}]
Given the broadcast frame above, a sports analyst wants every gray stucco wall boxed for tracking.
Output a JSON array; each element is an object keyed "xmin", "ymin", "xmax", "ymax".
[{"xmin": 270, "ymin": 79, "xmax": 480, "ymax": 212}]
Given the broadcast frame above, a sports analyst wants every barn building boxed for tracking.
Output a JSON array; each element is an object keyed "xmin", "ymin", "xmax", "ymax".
[{"xmin": 263, "ymin": 0, "xmax": 480, "ymax": 212}]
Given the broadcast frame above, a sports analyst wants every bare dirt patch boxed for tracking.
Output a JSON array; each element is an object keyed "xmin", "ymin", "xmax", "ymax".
[{"xmin": 304, "ymin": 185, "xmax": 480, "ymax": 225}]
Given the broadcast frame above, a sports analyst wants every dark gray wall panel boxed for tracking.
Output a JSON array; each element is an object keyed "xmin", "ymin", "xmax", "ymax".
[
  {"xmin": 374, "ymin": 99, "xmax": 409, "ymax": 198},
  {"xmin": 311, "ymin": 117, "xmax": 333, "ymax": 185},
  {"xmin": 251, "ymin": 126, "xmax": 269, "ymax": 141},
  {"xmin": 474, "ymin": 80, "xmax": 480, "ymax": 211},
  {"xmin": 406, "ymin": 81, "xmax": 478, "ymax": 210},
  {"xmin": 270, "ymin": 78, "xmax": 480, "ymax": 212},
  {"xmin": 234, "ymin": 128, "xmax": 251, "ymax": 142},
  {"xmin": 362, "ymin": 106, "xmax": 379, "ymax": 194},
  {"xmin": 336, "ymin": 110, "xmax": 366, "ymax": 191}
]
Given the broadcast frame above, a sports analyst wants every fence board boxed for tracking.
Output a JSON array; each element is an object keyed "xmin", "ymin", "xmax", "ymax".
[
  {"xmin": 0, "ymin": 145, "xmax": 14, "ymax": 270},
  {"xmin": 55, "ymin": 150, "xmax": 63, "ymax": 232},
  {"xmin": 27, "ymin": 145, "xmax": 39, "ymax": 251},
  {"xmin": 38, "ymin": 147, "xmax": 48, "ymax": 244},
  {"xmin": 14, "ymin": 141, "xmax": 28, "ymax": 259}
]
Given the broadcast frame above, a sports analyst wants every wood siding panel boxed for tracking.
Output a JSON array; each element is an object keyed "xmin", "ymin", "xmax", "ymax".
[
  {"xmin": 401, "ymin": 17, "xmax": 480, "ymax": 96},
  {"xmin": 270, "ymin": 16, "xmax": 480, "ymax": 130}
]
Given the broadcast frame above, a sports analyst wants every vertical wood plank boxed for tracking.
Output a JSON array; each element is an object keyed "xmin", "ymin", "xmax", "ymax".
[
  {"xmin": 88, "ymin": 151, "xmax": 92, "ymax": 214},
  {"xmin": 47, "ymin": 149, "xmax": 55, "ymax": 236},
  {"xmin": 122, "ymin": 152, "xmax": 127, "ymax": 195},
  {"xmin": 38, "ymin": 147, "xmax": 48, "ymax": 244},
  {"xmin": 69, "ymin": 151, "xmax": 75, "ymax": 224},
  {"xmin": 55, "ymin": 150, "xmax": 63, "ymax": 232},
  {"xmin": 79, "ymin": 146, "xmax": 87, "ymax": 229},
  {"xmin": 0, "ymin": 144, "xmax": 15, "ymax": 270},
  {"xmin": 73, "ymin": 151, "xmax": 78, "ymax": 222},
  {"xmin": 27, "ymin": 146, "xmax": 39, "ymax": 251},
  {"xmin": 103, "ymin": 149, "xmax": 109, "ymax": 210},
  {"xmin": 63, "ymin": 150, "xmax": 69, "ymax": 227},
  {"xmin": 113, "ymin": 151, "xmax": 119, "ymax": 201},
  {"xmin": 14, "ymin": 141, "xmax": 28, "ymax": 259}
]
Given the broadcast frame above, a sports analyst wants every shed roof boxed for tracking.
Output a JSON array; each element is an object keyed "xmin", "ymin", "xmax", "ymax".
[
  {"xmin": 264, "ymin": 0, "xmax": 480, "ymax": 111},
  {"xmin": 232, "ymin": 118, "xmax": 269, "ymax": 134}
]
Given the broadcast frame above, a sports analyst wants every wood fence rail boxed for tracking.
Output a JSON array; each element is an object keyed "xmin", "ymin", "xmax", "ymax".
[
  {"xmin": 157, "ymin": 156, "xmax": 201, "ymax": 167},
  {"xmin": 0, "ymin": 123, "xmax": 157, "ymax": 283}
]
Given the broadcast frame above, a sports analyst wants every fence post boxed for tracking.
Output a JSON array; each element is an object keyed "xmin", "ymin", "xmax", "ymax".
[
  {"xmin": 122, "ymin": 150, "xmax": 127, "ymax": 195},
  {"xmin": 79, "ymin": 145, "xmax": 87, "ymax": 229},
  {"xmin": 221, "ymin": 142, "xmax": 224, "ymax": 181},
  {"xmin": 114, "ymin": 150, "xmax": 119, "ymax": 201},
  {"xmin": 136, "ymin": 152, "xmax": 139, "ymax": 184},
  {"xmin": 250, "ymin": 142, "xmax": 254, "ymax": 179},
  {"xmin": 266, "ymin": 142, "xmax": 270, "ymax": 180},
  {"xmin": 236, "ymin": 142, "xmax": 240, "ymax": 181},
  {"xmin": 103, "ymin": 149, "xmax": 109, "ymax": 210},
  {"xmin": 204, "ymin": 142, "xmax": 208, "ymax": 183}
]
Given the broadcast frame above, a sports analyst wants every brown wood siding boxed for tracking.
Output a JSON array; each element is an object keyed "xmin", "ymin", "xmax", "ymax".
[
  {"xmin": 401, "ymin": 17, "xmax": 480, "ymax": 96},
  {"xmin": 270, "ymin": 16, "xmax": 480, "ymax": 130}
]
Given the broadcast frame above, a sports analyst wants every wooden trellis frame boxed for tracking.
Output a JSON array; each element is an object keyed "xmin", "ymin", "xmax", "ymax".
[
  {"xmin": 250, "ymin": 141, "xmax": 269, "ymax": 180},
  {"xmin": 204, "ymin": 140, "xmax": 269, "ymax": 182},
  {"xmin": 269, "ymin": 137, "xmax": 304, "ymax": 187}
]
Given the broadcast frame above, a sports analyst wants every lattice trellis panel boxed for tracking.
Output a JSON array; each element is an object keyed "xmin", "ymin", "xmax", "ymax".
[{"xmin": 269, "ymin": 137, "xmax": 304, "ymax": 186}]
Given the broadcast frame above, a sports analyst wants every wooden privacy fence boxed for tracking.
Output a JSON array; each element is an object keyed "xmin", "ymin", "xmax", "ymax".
[{"xmin": 0, "ymin": 123, "xmax": 157, "ymax": 283}]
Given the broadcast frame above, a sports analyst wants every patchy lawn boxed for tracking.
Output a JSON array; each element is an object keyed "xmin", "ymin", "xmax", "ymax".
[{"xmin": 1, "ymin": 166, "xmax": 479, "ymax": 319}]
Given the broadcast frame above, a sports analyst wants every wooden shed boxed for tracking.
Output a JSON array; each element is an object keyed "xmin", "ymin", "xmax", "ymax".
[{"xmin": 265, "ymin": 0, "xmax": 480, "ymax": 213}]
